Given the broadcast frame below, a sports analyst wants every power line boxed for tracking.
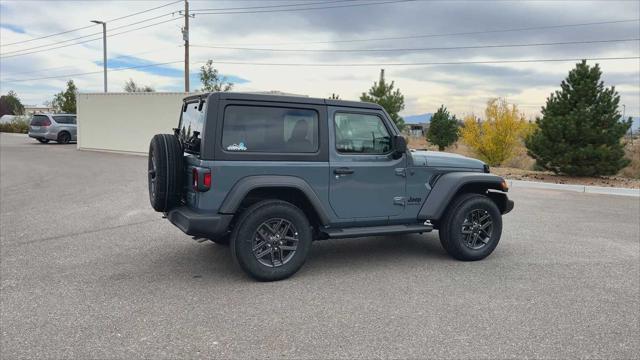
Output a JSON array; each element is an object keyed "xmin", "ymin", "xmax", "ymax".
[
  {"xmin": 197, "ymin": 56, "xmax": 640, "ymax": 67},
  {"xmin": 1, "ymin": 12, "xmax": 180, "ymax": 57},
  {"xmin": 0, "ymin": 18, "xmax": 181, "ymax": 59},
  {"xmin": 191, "ymin": 38, "xmax": 640, "ymax": 53},
  {"xmin": 0, "ymin": 46, "xmax": 182, "ymax": 77},
  {"xmin": 2, "ymin": 60, "xmax": 183, "ymax": 83},
  {"xmin": 1, "ymin": 0, "xmax": 182, "ymax": 47},
  {"xmin": 0, "ymin": 0, "xmax": 366, "ymax": 50},
  {"xmin": 3, "ymin": 56, "xmax": 638, "ymax": 83},
  {"xmin": 192, "ymin": 0, "xmax": 417, "ymax": 15},
  {"xmin": 190, "ymin": 0, "xmax": 357, "ymax": 12},
  {"xmin": 213, "ymin": 19, "xmax": 640, "ymax": 47}
]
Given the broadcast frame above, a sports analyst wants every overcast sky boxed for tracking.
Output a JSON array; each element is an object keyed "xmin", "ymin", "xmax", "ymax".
[{"xmin": 1, "ymin": 0, "xmax": 638, "ymax": 119}]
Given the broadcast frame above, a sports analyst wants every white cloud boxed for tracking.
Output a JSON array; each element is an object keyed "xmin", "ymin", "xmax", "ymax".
[{"xmin": 0, "ymin": 0, "xmax": 638, "ymax": 117}]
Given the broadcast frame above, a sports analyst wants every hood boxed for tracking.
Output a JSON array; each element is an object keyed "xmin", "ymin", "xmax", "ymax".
[{"xmin": 410, "ymin": 150, "xmax": 485, "ymax": 169}]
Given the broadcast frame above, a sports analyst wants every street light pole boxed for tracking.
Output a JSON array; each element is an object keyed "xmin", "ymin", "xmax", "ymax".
[
  {"xmin": 91, "ymin": 20, "xmax": 107, "ymax": 93},
  {"xmin": 183, "ymin": 0, "xmax": 190, "ymax": 93}
]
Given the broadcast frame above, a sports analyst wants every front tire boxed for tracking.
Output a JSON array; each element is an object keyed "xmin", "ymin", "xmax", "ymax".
[
  {"xmin": 439, "ymin": 193, "xmax": 502, "ymax": 261},
  {"xmin": 231, "ymin": 200, "xmax": 312, "ymax": 281}
]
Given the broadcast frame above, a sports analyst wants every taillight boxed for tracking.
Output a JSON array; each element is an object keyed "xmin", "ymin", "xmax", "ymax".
[
  {"xmin": 192, "ymin": 167, "xmax": 211, "ymax": 192},
  {"xmin": 42, "ymin": 119, "xmax": 51, "ymax": 127}
]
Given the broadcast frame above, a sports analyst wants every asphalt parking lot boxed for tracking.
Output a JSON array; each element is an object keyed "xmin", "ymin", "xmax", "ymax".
[{"xmin": 1, "ymin": 133, "xmax": 638, "ymax": 359}]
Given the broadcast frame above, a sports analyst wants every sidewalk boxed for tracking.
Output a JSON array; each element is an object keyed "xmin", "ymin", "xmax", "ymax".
[{"xmin": 507, "ymin": 179, "xmax": 640, "ymax": 197}]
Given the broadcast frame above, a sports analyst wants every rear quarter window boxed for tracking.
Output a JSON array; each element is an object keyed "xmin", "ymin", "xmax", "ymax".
[
  {"xmin": 222, "ymin": 105, "xmax": 319, "ymax": 153},
  {"xmin": 52, "ymin": 115, "xmax": 76, "ymax": 124}
]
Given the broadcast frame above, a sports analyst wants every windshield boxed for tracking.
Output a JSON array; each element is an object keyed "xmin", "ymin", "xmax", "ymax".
[{"xmin": 179, "ymin": 100, "xmax": 206, "ymax": 154}]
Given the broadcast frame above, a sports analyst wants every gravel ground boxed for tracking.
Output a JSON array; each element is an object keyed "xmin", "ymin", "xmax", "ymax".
[{"xmin": 1, "ymin": 133, "xmax": 639, "ymax": 359}]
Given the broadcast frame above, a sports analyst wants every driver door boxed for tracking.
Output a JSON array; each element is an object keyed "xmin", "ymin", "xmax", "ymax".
[{"xmin": 328, "ymin": 109, "xmax": 406, "ymax": 220}]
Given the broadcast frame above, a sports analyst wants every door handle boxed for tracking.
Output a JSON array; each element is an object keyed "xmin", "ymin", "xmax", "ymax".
[{"xmin": 334, "ymin": 167, "xmax": 354, "ymax": 175}]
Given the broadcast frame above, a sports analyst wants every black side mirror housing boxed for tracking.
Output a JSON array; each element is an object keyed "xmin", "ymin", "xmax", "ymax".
[{"xmin": 392, "ymin": 135, "xmax": 407, "ymax": 159}]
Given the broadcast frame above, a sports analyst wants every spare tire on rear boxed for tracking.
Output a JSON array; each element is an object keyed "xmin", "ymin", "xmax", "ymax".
[{"xmin": 148, "ymin": 134, "xmax": 183, "ymax": 212}]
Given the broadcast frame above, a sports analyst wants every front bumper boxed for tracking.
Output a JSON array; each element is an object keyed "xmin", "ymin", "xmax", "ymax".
[
  {"xmin": 504, "ymin": 199, "xmax": 515, "ymax": 214},
  {"xmin": 167, "ymin": 206, "xmax": 233, "ymax": 238}
]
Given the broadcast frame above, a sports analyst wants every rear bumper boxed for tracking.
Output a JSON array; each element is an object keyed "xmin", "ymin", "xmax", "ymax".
[
  {"xmin": 28, "ymin": 131, "xmax": 56, "ymax": 140},
  {"xmin": 167, "ymin": 206, "xmax": 233, "ymax": 238}
]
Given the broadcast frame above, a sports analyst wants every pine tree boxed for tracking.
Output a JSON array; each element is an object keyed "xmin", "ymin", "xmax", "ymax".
[
  {"xmin": 360, "ymin": 69, "xmax": 405, "ymax": 130},
  {"xmin": 427, "ymin": 105, "xmax": 459, "ymax": 151},
  {"xmin": 525, "ymin": 60, "xmax": 631, "ymax": 176}
]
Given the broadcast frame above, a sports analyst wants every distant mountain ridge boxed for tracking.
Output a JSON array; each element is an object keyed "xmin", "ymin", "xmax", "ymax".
[
  {"xmin": 403, "ymin": 113, "xmax": 432, "ymax": 124},
  {"xmin": 402, "ymin": 114, "xmax": 638, "ymax": 130}
]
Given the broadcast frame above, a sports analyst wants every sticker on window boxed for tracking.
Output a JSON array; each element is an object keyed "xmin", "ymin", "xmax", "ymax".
[{"xmin": 227, "ymin": 142, "xmax": 247, "ymax": 151}]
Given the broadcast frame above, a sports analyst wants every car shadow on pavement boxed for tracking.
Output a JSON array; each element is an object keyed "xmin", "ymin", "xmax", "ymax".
[
  {"xmin": 146, "ymin": 233, "xmax": 450, "ymax": 283},
  {"xmin": 306, "ymin": 233, "xmax": 449, "ymax": 267},
  {"xmin": 27, "ymin": 142, "xmax": 77, "ymax": 145}
]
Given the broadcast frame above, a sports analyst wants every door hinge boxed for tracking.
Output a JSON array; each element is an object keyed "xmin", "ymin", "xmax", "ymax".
[{"xmin": 395, "ymin": 168, "xmax": 406, "ymax": 177}]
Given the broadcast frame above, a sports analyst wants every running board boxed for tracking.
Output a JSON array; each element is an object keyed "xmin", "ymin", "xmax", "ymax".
[{"xmin": 322, "ymin": 223, "xmax": 433, "ymax": 239}]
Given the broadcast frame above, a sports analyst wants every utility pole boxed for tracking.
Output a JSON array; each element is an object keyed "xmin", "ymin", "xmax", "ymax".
[
  {"xmin": 183, "ymin": 0, "xmax": 190, "ymax": 93},
  {"xmin": 623, "ymin": 104, "xmax": 633, "ymax": 144},
  {"xmin": 91, "ymin": 20, "xmax": 107, "ymax": 92}
]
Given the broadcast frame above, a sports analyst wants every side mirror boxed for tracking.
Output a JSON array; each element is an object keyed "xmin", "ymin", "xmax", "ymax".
[{"xmin": 392, "ymin": 135, "xmax": 407, "ymax": 159}]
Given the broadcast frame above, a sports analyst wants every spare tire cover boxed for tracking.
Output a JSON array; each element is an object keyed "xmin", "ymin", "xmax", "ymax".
[{"xmin": 148, "ymin": 134, "xmax": 183, "ymax": 212}]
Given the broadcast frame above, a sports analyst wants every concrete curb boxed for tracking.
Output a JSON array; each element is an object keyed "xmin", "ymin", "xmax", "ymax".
[{"xmin": 507, "ymin": 179, "xmax": 640, "ymax": 197}]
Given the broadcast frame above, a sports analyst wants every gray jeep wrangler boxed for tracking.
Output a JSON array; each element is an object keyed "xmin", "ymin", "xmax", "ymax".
[{"xmin": 148, "ymin": 92, "xmax": 514, "ymax": 281}]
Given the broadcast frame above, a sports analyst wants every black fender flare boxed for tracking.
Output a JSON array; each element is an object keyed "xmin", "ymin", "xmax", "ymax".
[
  {"xmin": 219, "ymin": 175, "xmax": 331, "ymax": 225},
  {"xmin": 418, "ymin": 172, "xmax": 506, "ymax": 220}
]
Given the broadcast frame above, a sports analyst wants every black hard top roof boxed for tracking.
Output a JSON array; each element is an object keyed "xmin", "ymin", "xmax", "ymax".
[{"xmin": 184, "ymin": 92, "xmax": 384, "ymax": 111}]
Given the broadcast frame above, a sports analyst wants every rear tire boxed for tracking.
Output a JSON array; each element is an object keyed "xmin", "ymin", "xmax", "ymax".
[
  {"xmin": 57, "ymin": 131, "xmax": 71, "ymax": 144},
  {"xmin": 37, "ymin": 138, "xmax": 49, "ymax": 143},
  {"xmin": 231, "ymin": 200, "xmax": 312, "ymax": 281},
  {"xmin": 148, "ymin": 134, "xmax": 183, "ymax": 212},
  {"xmin": 439, "ymin": 193, "xmax": 502, "ymax": 261}
]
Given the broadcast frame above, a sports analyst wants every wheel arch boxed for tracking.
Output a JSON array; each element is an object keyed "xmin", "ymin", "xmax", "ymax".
[
  {"xmin": 219, "ymin": 175, "xmax": 330, "ymax": 227},
  {"xmin": 418, "ymin": 172, "xmax": 508, "ymax": 221}
]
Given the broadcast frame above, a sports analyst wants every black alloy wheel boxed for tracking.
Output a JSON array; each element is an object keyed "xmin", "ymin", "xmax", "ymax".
[
  {"xmin": 252, "ymin": 218, "xmax": 299, "ymax": 268},
  {"xmin": 231, "ymin": 199, "xmax": 312, "ymax": 281},
  {"xmin": 438, "ymin": 193, "xmax": 502, "ymax": 261},
  {"xmin": 460, "ymin": 209, "xmax": 493, "ymax": 250},
  {"xmin": 57, "ymin": 132, "xmax": 71, "ymax": 144}
]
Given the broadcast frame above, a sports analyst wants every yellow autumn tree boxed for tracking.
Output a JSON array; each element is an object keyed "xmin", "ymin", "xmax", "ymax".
[{"xmin": 461, "ymin": 98, "xmax": 532, "ymax": 166}]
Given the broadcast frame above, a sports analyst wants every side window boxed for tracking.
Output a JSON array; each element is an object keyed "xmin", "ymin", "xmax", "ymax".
[
  {"xmin": 222, "ymin": 105, "xmax": 318, "ymax": 153},
  {"xmin": 53, "ymin": 115, "xmax": 76, "ymax": 124},
  {"xmin": 334, "ymin": 113, "xmax": 391, "ymax": 154}
]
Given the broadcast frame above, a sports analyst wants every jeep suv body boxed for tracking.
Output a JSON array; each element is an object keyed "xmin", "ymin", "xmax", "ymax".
[{"xmin": 148, "ymin": 92, "xmax": 513, "ymax": 281}]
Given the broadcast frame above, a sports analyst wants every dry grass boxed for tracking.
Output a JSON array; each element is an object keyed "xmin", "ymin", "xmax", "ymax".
[
  {"xmin": 407, "ymin": 135, "xmax": 639, "ymax": 186},
  {"xmin": 0, "ymin": 117, "xmax": 29, "ymax": 134},
  {"xmin": 619, "ymin": 140, "xmax": 640, "ymax": 179}
]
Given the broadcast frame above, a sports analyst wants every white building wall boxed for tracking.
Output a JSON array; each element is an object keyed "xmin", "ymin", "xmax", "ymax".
[{"xmin": 77, "ymin": 92, "xmax": 192, "ymax": 154}]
